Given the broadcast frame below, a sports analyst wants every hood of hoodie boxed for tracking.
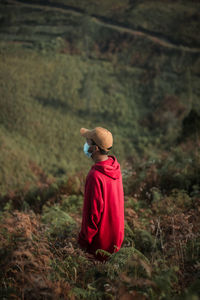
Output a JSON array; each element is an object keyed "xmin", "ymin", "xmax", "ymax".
[{"xmin": 92, "ymin": 155, "xmax": 121, "ymax": 179}]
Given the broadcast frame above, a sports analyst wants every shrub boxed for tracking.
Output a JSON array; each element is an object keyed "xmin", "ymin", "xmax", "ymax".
[{"xmin": 42, "ymin": 204, "xmax": 76, "ymax": 239}]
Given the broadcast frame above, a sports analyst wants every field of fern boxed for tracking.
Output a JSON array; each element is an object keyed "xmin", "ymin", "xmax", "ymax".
[
  {"xmin": 0, "ymin": 152, "xmax": 200, "ymax": 299},
  {"xmin": 0, "ymin": 0, "xmax": 200, "ymax": 299}
]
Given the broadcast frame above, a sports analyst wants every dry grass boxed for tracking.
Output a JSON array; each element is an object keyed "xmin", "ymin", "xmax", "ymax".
[{"xmin": 0, "ymin": 211, "xmax": 72, "ymax": 299}]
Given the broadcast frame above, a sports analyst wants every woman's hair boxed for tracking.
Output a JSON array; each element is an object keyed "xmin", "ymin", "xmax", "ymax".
[{"xmin": 91, "ymin": 139, "xmax": 112, "ymax": 155}]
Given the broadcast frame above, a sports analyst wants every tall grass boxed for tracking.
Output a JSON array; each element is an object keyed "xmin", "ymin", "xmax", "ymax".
[{"xmin": 0, "ymin": 38, "xmax": 199, "ymax": 193}]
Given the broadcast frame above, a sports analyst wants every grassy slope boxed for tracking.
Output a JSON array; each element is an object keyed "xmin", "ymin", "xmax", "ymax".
[
  {"xmin": 46, "ymin": 0, "xmax": 200, "ymax": 47},
  {"xmin": 0, "ymin": 0, "xmax": 199, "ymax": 194}
]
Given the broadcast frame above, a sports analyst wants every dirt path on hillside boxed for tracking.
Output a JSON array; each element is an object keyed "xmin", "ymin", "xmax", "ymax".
[{"xmin": 6, "ymin": 0, "xmax": 200, "ymax": 53}]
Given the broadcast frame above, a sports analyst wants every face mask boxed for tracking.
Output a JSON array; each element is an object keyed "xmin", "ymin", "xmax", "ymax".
[{"xmin": 83, "ymin": 142, "xmax": 92, "ymax": 158}]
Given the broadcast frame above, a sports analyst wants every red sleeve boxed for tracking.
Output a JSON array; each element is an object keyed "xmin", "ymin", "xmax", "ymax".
[{"xmin": 78, "ymin": 172, "xmax": 104, "ymax": 250}]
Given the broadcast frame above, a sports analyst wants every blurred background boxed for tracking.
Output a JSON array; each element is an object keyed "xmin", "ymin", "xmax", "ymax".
[{"xmin": 0, "ymin": 0, "xmax": 199, "ymax": 195}]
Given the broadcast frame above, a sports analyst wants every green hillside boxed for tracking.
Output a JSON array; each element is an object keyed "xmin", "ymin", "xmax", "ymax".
[{"xmin": 0, "ymin": 0, "xmax": 199, "ymax": 194}]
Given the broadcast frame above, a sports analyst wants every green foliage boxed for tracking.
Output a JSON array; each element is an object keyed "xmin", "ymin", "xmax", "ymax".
[
  {"xmin": 42, "ymin": 204, "xmax": 76, "ymax": 238},
  {"xmin": 134, "ymin": 229, "xmax": 155, "ymax": 255},
  {"xmin": 95, "ymin": 249, "xmax": 111, "ymax": 259},
  {"xmin": 124, "ymin": 196, "xmax": 142, "ymax": 211},
  {"xmin": 124, "ymin": 222, "xmax": 135, "ymax": 246},
  {"xmin": 180, "ymin": 279, "xmax": 200, "ymax": 300},
  {"xmin": 72, "ymin": 286, "xmax": 105, "ymax": 300},
  {"xmin": 109, "ymin": 246, "xmax": 150, "ymax": 267},
  {"xmin": 170, "ymin": 189, "xmax": 192, "ymax": 209},
  {"xmin": 61, "ymin": 194, "xmax": 83, "ymax": 213},
  {"xmin": 152, "ymin": 267, "xmax": 178, "ymax": 299},
  {"xmin": 102, "ymin": 247, "xmax": 179, "ymax": 299}
]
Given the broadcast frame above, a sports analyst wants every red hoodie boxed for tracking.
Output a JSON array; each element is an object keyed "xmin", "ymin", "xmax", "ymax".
[{"xmin": 78, "ymin": 155, "xmax": 124, "ymax": 259}]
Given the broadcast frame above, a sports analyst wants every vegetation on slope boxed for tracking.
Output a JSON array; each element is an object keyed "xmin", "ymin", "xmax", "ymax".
[
  {"xmin": 0, "ymin": 158, "xmax": 200, "ymax": 299},
  {"xmin": 5, "ymin": 0, "xmax": 200, "ymax": 47},
  {"xmin": 0, "ymin": 0, "xmax": 200, "ymax": 193}
]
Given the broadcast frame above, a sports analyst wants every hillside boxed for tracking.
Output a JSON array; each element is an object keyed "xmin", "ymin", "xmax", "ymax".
[
  {"xmin": 0, "ymin": 1, "xmax": 200, "ymax": 299},
  {"xmin": 0, "ymin": 0, "xmax": 199, "ymax": 193}
]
